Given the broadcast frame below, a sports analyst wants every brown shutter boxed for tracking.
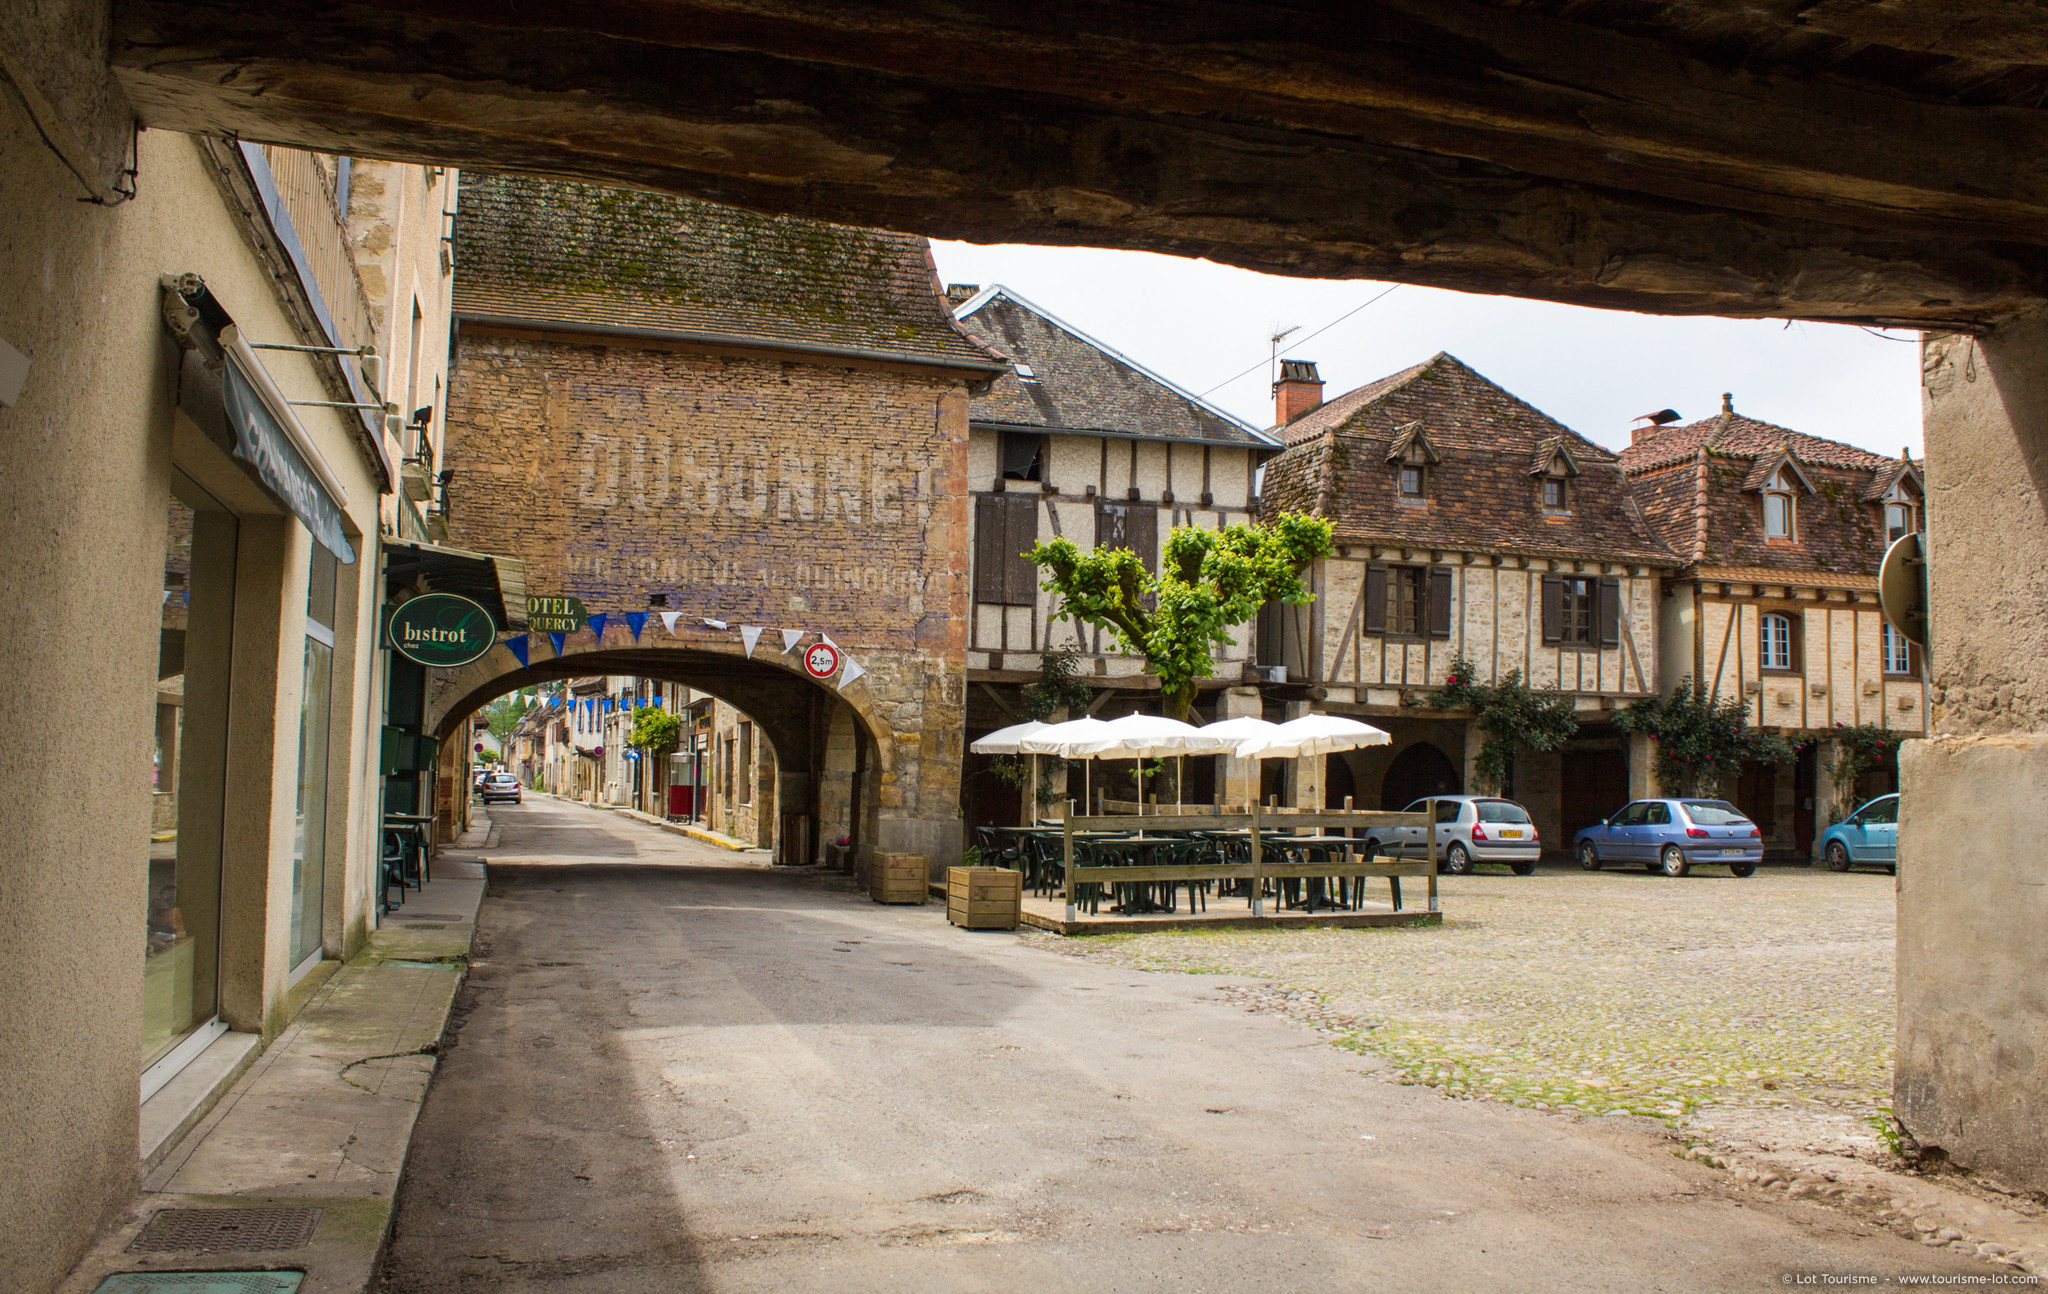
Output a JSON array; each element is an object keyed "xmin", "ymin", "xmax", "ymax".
[
  {"xmin": 1428, "ymin": 567, "xmax": 1453, "ymax": 638},
  {"xmin": 1004, "ymin": 494, "xmax": 1040, "ymax": 605},
  {"xmin": 1541, "ymin": 574, "xmax": 1563, "ymax": 644},
  {"xmin": 1599, "ymin": 577, "xmax": 1622, "ymax": 648},
  {"xmin": 1126, "ymin": 504, "xmax": 1159, "ymax": 575},
  {"xmin": 1363, "ymin": 563, "xmax": 1387, "ymax": 635},
  {"xmin": 1787, "ymin": 609, "xmax": 1804, "ymax": 672},
  {"xmin": 974, "ymin": 495, "xmax": 1006, "ymax": 603},
  {"xmin": 1094, "ymin": 498, "xmax": 1123, "ymax": 552}
]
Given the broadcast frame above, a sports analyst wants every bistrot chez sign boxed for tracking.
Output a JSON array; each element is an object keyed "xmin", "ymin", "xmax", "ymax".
[{"xmin": 387, "ymin": 593, "xmax": 497, "ymax": 667}]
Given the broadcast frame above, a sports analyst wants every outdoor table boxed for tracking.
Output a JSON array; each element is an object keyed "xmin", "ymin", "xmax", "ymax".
[
  {"xmin": 1264, "ymin": 834, "xmax": 1372, "ymax": 912},
  {"xmin": 1076, "ymin": 834, "xmax": 1215, "ymax": 914},
  {"xmin": 385, "ymin": 812, "xmax": 435, "ymax": 886}
]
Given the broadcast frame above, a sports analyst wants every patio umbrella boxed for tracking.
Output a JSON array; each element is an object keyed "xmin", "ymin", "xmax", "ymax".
[
  {"xmin": 1198, "ymin": 716, "xmax": 1281, "ymax": 811},
  {"xmin": 1019, "ymin": 716, "xmax": 1120, "ymax": 813},
  {"xmin": 968, "ymin": 719, "xmax": 1049, "ymax": 755},
  {"xmin": 1094, "ymin": 714, "xmax": 1238, "ymax": 813},
  {"xmin": 1234, "ymin": 714, "xmax": 1392, "ymax": 810}
]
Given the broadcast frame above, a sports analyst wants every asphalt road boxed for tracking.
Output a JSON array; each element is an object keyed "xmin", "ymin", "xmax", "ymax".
[{"xmin": 379, "ymin": 797, "xmax": 1996, "ymax": 1293}]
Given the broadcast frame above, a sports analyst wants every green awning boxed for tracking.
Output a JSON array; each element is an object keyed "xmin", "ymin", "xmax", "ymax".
[{"xmin": 383, "ymin": 539, "xmax": 527, "ymax": 630}]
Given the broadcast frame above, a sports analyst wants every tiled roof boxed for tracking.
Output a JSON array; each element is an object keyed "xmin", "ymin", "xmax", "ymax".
[
  {"xmin": 1269, "ymin": 359, "xmax": 1431, "ymax": 446},
  {"xmin": 1257, "ymin": 353, "xmax": 1677, "ymax": 565},
  {"xmin": 1620, "ymin": 407, "xmax": 1909, "ymax": 578},
  {"xmin": 452, "ymin": 173, "xmax": 998, "ymax": 370},
  {"xmin": 1864, "ymin": 459, "xmax": 1924, "ymax": 502},
  {"xmin": 953, "ymin": 287, "xmax": 1272, "ymax": 448}
]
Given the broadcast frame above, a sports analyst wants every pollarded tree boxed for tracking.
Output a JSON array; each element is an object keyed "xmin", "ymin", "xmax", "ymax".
[{"xmin": 1028, "ymin": 513, "xmax": 1333, "ymax": 723}]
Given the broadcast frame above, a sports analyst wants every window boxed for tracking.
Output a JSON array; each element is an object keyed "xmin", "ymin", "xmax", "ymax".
[
  {"xmin": 1540, "ymin": 475, "xmax": 1568, "ymax": 511},
  {"xmin": 291, "ymin": 543, "xmax": 339, "ymax": 971},
  {"xmin": 1885, "ymin": 501, "xmax": 1918, "ymax": 544},
  {"xmin": 1363, "ymin": 563, "xmax": 1452, "ymax": 638},
  {"xmin": 1763, "ymin": 468, "xmax": 1796, "ymax": 540},
  {"xmin": 1612, "ymin": 802, "xmax": 1647, "ymax": 827},
  {"xmin": 1541, "ymin": 573, "xmax": 1620, "ymax": 648},
  {"xmin": 999, "ymin": 431, "xmax": 1046, "ymax": 481},
  {"xmin": 1476, "ymin": 800, "xmax": 1532, "ymax": 824},
  {"xmin": 1883, "ymin": 622, "xmax": 1915, "ymax": 675},
  {"xmin": 1680, "ymin": 800, "xmax": 1750, "ymax": 826},
  {"xmin": 738, "ymin": 722, "xmax": 755, "ymax": 805},
  {"xmin": 722, "ymin": 736, "xmax": 736, "ymax": 801},
  {"xmin": 1859, "ymin": 796, "xmax": 1899, "ymax": 825},
  {"xmin": 973, "ymin": 493, "xmax": 1040, "ymax": 605},
  {"xmin": 1643, "ymin": 802, "xmax": 1671, "ymax": 825},
  {"xmin": 1760, "ymin": 612, "xmax": 1797, "ymax": 671},
  {"xmin": 1398, "ymin": 464, "xmax": 1425, "ymax": 499}
]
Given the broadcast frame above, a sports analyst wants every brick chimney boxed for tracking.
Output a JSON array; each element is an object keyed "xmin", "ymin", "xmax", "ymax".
[
  {"xmin": 1273, "ymin": 359, "xmax": 1324, "ymax": 426},
  {"xmin": 1630, "ymin": 407, "xmax": 1682, "ymax": 444},
  {"xmin": 945, "ymin": 283, "xmax": 981, "ymax": 306}
]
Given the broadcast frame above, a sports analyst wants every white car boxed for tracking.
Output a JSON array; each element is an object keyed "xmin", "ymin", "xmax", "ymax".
[{"xmin": 1372, "ymin": 795, "xmax": 1541, "ymax": 875}]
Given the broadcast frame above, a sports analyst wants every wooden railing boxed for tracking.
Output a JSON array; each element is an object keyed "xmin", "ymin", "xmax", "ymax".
[
  {"xmin": 1058, "ymin": 802, "xmax": 1440, "ymax": 922},
  {"xmin": 257, "ymin": 146, "xmax": 378, "ymax": 356}
]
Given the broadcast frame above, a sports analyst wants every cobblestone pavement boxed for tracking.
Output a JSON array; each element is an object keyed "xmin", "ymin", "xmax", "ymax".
[{"xmin": 1037, "ymin": 864, "xmax": 1901, "ymax": 1162}]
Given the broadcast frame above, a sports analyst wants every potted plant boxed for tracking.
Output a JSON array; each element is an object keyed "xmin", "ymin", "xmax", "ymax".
[{"xmin": 946, "ymin": 844, "xmax": 1023, "ymax": 930}]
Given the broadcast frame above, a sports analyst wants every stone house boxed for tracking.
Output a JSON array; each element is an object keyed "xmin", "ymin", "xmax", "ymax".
[
  {"xmin": 1256, "ymin": 353, "xmax": 1678, "ymax": 849},
  {"xmin": 947, "ymin": 284, "xmax": 1279, "ymax": 822},
  {"xmin": 1621, "ymin": 398, "xmax": 1926, "ymax": 857}
]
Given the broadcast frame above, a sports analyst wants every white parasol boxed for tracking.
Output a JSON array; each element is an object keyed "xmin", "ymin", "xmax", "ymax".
[
  {"xmin": 1234, "ymin": 713, "xmax": 1391, "ymax": 760},
  {"xmin": 1018, "ymin": 716, "xmax": 1119, "ymax": 813},
  {"xmin": 969, "ymin": 720, "xmax": 1050, "ymax": 755}
]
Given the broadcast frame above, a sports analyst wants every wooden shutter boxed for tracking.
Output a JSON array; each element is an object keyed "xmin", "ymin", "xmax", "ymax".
[
  {"xmin": 1094, "ymin": 498, "xmax": 1125, "ymax": 552},
  {"xmin": 1787, "ymin": 609, "xmax": 1804, "ymax": 672},
  {"xmin": 1541, "ymin": 574, "xmax": 1563, "ymax": 644},
  {"xmin": 973, "ymin": 495, "xmax": 1006, "ymax": 603},
  {"xmin": 1363, "ymin": 563, "xmax": 1387, "ymax": 635},
  {"xmin": 1003, "ymin": 494, "xmax": 1040, "ymax": 605},
  {"xmin": 1125, "ymin": 504, "xmax": 1159, "ymax": 574},
  {"xmin": 1599, "ymin": 577, "xmax": 1622, "ymax": 648},
  {"xmin": 1427, "ymin": 567, "xmax": 1453, "ymax": 638}
]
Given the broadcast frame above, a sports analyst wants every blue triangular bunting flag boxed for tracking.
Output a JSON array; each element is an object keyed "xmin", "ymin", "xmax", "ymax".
[
  {"xmin": 505, "ymin": 636, "xmax": 530, "ymax": 667},
  {"xmin": 549, "ymin": 632, "xmax": 567, "ymax": 656},
  {"xmin": 586, "ymin": 612, "xmax": 609, "ymax": 642},
  {"xmin": 624, "ymin": 612, "xmax": 648, "ymax": 641}
]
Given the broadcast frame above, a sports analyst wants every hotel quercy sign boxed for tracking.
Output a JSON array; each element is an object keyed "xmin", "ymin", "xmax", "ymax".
[{"xmin": 388, "ymin": 593, "xmax": 497, "ymax": 667}]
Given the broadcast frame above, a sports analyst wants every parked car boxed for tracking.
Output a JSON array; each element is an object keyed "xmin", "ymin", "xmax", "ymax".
[
  {"xmin": 478, "ymin": 772, "xmax": 522, "ymax": 804},
  {"xmin": 1372, "ymin": 795, "xmax": 1541, "ymax": 875},
  {"xmin": 1818, "ymin": 793, "xmax": 1898, "ymax": 874},
  {"xmin": 1573, "ymin": 798, "xmax": 1761, "ymax": 877}
]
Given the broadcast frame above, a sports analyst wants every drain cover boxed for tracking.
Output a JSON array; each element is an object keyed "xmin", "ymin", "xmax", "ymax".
[
  {"xmin": 94, "ymin": 1273, "xmax": 303, "ymax": 1292},
  {"xmin": 128, "ymin": 1208, "xmax": 323, "ymax": 1253}
]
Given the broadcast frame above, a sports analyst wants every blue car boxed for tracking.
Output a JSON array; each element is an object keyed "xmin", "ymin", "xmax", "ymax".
[
  {"xmin": 1818, "ymin": 793, "xmax": 1898, "ymax": 874},
  {"xmin": 1573, "ymin": 798, "xmax": 1763, "ymax": 877}
]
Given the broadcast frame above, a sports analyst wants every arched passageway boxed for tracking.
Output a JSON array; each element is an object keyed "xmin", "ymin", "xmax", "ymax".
[{"xmin": 1381, "ymin": 742, "xmax": 1463, "ymax": 810}]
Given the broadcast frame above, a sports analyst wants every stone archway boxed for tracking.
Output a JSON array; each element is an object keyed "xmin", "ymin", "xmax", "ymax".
[{"xmin": 1381, "ymin": 741, "xmax": 1463, "ymax": 809}]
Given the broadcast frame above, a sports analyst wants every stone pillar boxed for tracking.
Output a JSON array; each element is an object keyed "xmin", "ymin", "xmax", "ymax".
[
  {"xmin": 1897, "ymin": 322, "xmax": 2048, "ymax": 1190},
  {"xmin": 1285, "ymin": 698, "xmax": 1321, "ymax": 809},
  {"xmin": 1626, "ymin": 730, "xmax": 1659, "ymax": 800},
  {"xmin": 1461, "ymin": 721, "xmax": 1487, "ymax": 793},
  {"xmin": 1812, "ymin": 739, "xmax": 1841, "ymax": 860},
  {"xmin": 1219, "ymin": 688, "xmax": 1262, "ymax": 809}
]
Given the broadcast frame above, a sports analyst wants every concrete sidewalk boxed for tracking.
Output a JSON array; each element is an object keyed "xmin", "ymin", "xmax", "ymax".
[{"xmin": 60, "ymin": 824, "xmax": 489, "ymax": 1294}]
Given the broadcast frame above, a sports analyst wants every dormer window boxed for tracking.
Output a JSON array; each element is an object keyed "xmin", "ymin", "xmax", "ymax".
[
  {"xmin": 1883, "ymin": 476, "xmax": 1922, "ymax": 544},
  {"xmin": 1540, "ymin": 476, "xmax": 1567, "ymax": 510},
  {"xmin": 1386, "ymin": 422, "xmax": 1439, "ymax": 503},
  {"xmin": 1399, "ymin": 463, "xmax": 1426, "ymax": 499},
  {"xmin": 1763, "ymin": 467, "xmax": 1796, "ymax": 541}
]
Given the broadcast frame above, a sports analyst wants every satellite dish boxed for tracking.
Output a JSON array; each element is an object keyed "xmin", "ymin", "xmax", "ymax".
[{"xmin": 1879, "ymin": 531, "xmax": 1928, "ymax": 648}]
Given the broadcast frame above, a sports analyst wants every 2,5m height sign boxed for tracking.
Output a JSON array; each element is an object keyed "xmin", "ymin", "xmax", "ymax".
[{"xmin": 802, "ymin": 641, "xmax": 841, "ymax": 680}]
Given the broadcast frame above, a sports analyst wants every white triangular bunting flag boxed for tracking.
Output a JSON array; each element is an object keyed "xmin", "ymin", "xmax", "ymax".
[
  {"xmin": 780, "ymin": 629, "xmax": 804, "ymax": 653},
  {"xmin": 836, "ymin": 658, "xmax": 867, "ymax": 690},
  {"xmin": 659, "ymin": 611, "xmax": 681, "ymax": 634},
  {"xmin": 821, "ymin": 633, "xmax": 840, "ymax": 651},
  {"xmin": 740, "ymin": 626, "xmax": 763, "ymax": 657}
]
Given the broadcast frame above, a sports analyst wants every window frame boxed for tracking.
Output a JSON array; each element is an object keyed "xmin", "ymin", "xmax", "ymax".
[
  {"xmin": 1882, "ymin": 621, "xmax": 1917, "ymax": 677},
  {"xmin": 1556, "ymin": 576, "xmax": 1596, "ymax": 646},
  {"xmin": 1759, "ymin": 611, "xmax": 1799, "ymax": 673},
  {"xmin": 1540, "ymin": 474, "xmax": 1569, "ymax": 513},
  {"xmin": 1398, "ymin": 463, "xmax": 1426, "ymax": 500},
  {"xmin": 1762, "ymin": 469, "xmax": 1796, "ymax": 542}
]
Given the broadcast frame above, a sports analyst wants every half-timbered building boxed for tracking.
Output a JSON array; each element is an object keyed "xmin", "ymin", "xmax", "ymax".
[{"xmin": 1258, "ymin": 353, "xmax": 1679, "ymax": 849}]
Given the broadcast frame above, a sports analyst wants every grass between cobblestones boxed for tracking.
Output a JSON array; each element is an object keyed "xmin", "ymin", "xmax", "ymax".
[{"xmin": 1041, "ymin": 866, "xmax": 1896, "ymax": 1140}]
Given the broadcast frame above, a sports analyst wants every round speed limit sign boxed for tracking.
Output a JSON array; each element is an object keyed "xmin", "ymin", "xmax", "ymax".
[{"xmin": 802, "ymin": 641, "xmax": 841, "ymax": 679}]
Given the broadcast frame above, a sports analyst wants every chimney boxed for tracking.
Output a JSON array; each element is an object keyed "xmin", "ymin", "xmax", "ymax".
[
  {"xmin": 1273, "ymin": 359, "xmax": 1324, "ymax": 426},
  {"xmin": 945, "ymin": 283, "xmax": 981, "ymax": 306},
  {"xmin": 1630, "ymin": 407, "xmax": 1682, "ymax": 445}
]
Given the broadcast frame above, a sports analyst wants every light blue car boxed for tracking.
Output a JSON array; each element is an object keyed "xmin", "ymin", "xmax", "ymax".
[
  {"xmin": 1572, "ymin": 798, "xmax": 1763, "ymax": 877},
  {"xmin": 1819, "ymin": 793, "xmax": 1899, "ymax": 874}
]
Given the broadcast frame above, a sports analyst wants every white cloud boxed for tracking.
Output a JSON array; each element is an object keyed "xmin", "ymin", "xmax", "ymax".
[{"xmin": 932, "ymin": 241, "xmax": 1923, "ymax": 458}]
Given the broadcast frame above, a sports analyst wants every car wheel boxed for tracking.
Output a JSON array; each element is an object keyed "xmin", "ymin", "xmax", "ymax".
[
  {"xmin": 1730, "ymin": 863, "xmax": 1756, "ymax": 878},
  {"xmin": 1659, "ymin": 845, "xmax": 1690, "ymax": 878},
  {"xmin": 1444, "ymin": 842, "xmax": 1473, "ymax": 875},
  {"xmin": 1510, "ymin": 861, "xmax": 1536, "ymax": 876},
  {"xmin": 1577, "ymin": 842, "xmax": 1602, "ymax": 871},
  {"xmin": 1825, "ymin": 841, "xmax": 1852, "ymax": 872}
]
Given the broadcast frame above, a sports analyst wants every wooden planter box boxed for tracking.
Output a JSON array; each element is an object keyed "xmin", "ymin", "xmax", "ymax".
[
  {"xmin": 946, "ymin": 866, "xmax": 1022, "ymax": 929},
  {"xmin": 869, "ymin": 851, "xmax": 928, "ymax": 904}
]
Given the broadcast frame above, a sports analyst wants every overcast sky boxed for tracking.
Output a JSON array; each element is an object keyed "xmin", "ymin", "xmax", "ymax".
[{"xmin": 931, "ymin": 241, "xmax": 1925, "ymax": 458}]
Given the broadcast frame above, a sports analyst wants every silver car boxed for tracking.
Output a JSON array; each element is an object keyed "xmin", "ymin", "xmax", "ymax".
[{"xmin": 1372, "ymin": 795, "xmax": 1541, "ymax": 875}]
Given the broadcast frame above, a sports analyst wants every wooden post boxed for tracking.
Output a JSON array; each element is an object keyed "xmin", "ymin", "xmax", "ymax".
[
  {"xmin": 1425, "ymin": 798, "xmax": 1441, "ymax": 913},
  {"xmin": 1063, "ymin": 799, "xmax": 1077, "ymax": 923},
  {"xmin": 1250, "ymin": 796, "xmax": 1265, "ymax": 917}
]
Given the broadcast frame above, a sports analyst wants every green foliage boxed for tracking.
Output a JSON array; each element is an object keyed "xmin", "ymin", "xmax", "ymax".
[
  {"xmin": 626, "ymin": 707, "xmax": 684, "ymax": 758},
  {"xmin": 1419, "ymin": 656, "xmax": 1580, "ymax": 795},
  {"xmin": 481, "ymin": 692, "xmax": 532, "ymax": 745},
  {"xmin": 1613, "ymin": 679, "xmax": 1796, "ymax": 796},
  {"xmin": 1019, "ymin": 648, "xmax": 1094, "ymax": 722},
  {"xmin": 1829, "ymin": 723, "xmax": 1904, "ymax": 817},
  {"xmin": 1029, "ymin": 513, "xmax": 1334, "ymax": 721}
]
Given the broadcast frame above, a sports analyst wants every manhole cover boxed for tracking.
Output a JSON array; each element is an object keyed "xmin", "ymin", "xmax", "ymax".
[
  {"xmin": 128, "ymin": 1208, "xmax": 323, "ymax": 1253},
  {"xmin": 94, "ymin": 1275, "xmax": 304, "ymax": 1293}
]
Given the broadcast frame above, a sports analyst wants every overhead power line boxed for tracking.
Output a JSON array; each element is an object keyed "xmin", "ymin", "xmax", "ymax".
[{"xmin": 1198, "ymin": 284, "xmax": 1403, "ymax": 398}]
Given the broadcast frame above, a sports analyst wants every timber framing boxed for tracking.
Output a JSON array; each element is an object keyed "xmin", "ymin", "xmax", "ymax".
[{"xmin": 107, "ymin": 0, "xmax": 2048, "ymax": 327}]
